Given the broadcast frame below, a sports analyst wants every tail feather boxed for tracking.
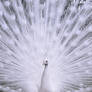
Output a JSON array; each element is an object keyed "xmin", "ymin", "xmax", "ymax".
[{"xmin": 0, "ymin": 0, "xmax": 92, "ymax": 92}]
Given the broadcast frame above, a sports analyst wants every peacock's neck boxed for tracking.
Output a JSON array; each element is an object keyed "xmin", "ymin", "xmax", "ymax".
[{"xmin": 39, "ymin": 60, "xmax": 51, "ymax": 92}]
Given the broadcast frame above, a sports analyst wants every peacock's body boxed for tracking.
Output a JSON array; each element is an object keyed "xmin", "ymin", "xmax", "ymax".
[{"xmin": 0, "ymin": 0, "xmax": 92, "ymax": 92}]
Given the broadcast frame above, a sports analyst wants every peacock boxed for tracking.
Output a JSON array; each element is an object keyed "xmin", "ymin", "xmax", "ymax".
[{"xmin": 0, "ymin": 0, "xmax": 92, "ymax": 92}]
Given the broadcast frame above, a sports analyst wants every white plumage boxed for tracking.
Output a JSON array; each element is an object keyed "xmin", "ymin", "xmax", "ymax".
[{"xmin": 0, "ymin": 0, "xmax": 92, "ymax": 92}]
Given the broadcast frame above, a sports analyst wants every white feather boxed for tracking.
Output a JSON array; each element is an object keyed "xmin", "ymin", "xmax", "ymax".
[{"xmin": 0, "ymin": 0, "xmax": 92, "ymax": 92}]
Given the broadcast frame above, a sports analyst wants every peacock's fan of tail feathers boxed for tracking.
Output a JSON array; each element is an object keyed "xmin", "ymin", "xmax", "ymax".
[{"xmin": 0, "ymin": 0, "xmax": 92, "ymax": 92}]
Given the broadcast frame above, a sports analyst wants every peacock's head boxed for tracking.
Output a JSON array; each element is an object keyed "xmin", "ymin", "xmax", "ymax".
[{"xmin": 43, "ymin": 60, "xmax": 48, "ymax": 66}]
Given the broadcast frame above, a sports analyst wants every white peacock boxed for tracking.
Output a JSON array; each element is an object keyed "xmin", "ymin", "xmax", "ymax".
[{"xmin": 0, "ymin": 0, "xmax": 92, "ymax": 92}]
